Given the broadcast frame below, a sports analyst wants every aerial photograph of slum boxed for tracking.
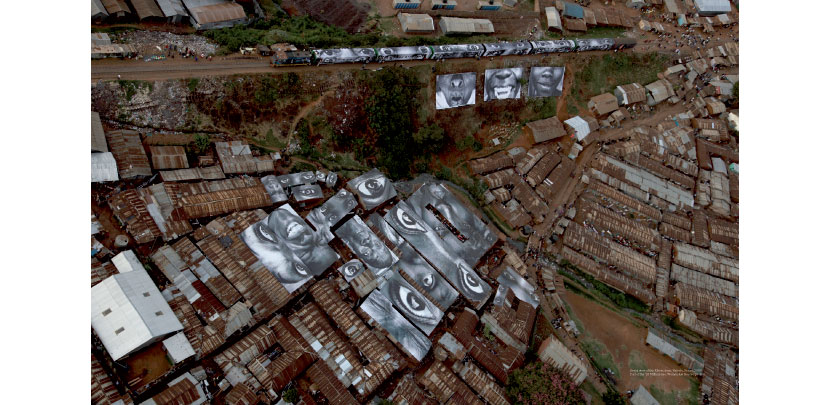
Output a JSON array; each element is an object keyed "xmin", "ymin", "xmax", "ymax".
[{"xmin": 89, "ymin": 0, "xmax": 740, "ymax": 404}]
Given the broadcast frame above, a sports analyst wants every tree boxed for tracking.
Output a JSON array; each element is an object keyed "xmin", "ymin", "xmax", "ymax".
[
  {"xmin": 414, "ymin": 124, "xmax": 446, "ymax": 154},
  {"xmin": 732, "ymin": 81, "xmax": 738, "ymax": 100},
  {"xmin": 601, "ymin": 390, "xmax": 627, "ymax": 405},
  {"xmin": 282, "ymin": 387, "xmax": 298, "ymax": 403},
  {"xmin": 506, "ymin": 362, "xmax": 585, "ymax": 405},
  {"xmin": 194, "ymin": 134, "xmax": 211, "ymax": 154},
  {"xmin": 377, "ymin": 400, "xmax": 396, "ymax": 405}
]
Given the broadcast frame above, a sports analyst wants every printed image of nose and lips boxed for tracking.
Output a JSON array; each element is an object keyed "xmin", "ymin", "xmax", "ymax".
[
  {"xmin": 435, "ymin": 72, "xmax": 477, "ymax": 110},
  {"xmin": 484, "ymin": 68, "xmax": 523, "ymax": 101},
  {"xmin": 528, "ymin": 66, "xmax": 565, "ymax": 98}
]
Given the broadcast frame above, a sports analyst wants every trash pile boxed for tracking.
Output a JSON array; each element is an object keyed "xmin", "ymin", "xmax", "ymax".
[{"xmin": 119, "ymin": 30, "xmax": 218, "ymax": 56}]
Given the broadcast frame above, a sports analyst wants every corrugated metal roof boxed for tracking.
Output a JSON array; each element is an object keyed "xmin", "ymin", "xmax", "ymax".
[
  {"xmin": 131, "ymin": 0, "xmax": 164, "ymax": 19},
  {"xmin": 439, "ymin": 17, "xmax": 494, "ymax": 34},
  {"xmin": 92, "ymin": 0, "xmax": 109, "ymax": 18},
  {"xmin": 588, "ymin": 92, "xmax": 619, "ymax": 115},
  {"xmin": 526, "ymin": 116, "xmax": 566, "ymax": 143},
  {"xmin": 183, "ymin": 0, "xmax": 246, "ymax": 25},
  {"xmin": 163, "ymin": 332, "xmax": 196, "ymax": 363},
  {"xmin": 545, "ymin": 7, "xmax": 562, "ymax": 30},
  {"xmin": 156, "ymin": 0, "xmax": 189, "ymax": 17},
  {"xmin": 91, "ymin": 263, "xmax": 183, "ymax": 360},
  {"xmin": 694, "ymin": 0, "xmax": 730, "ymax": 14},
  {"xmin": 564, "ymin": 116, "xmax": 591, "ymax": 141},
  {"xmin": 106, "ymin": 130, "xmax": 152, "ymax": 178},
  {"xmin": 562, "ymin": 2, "xmax": 584, "ymax": 18},
  {"xmin": 398, "ymin": 13, "xmax": 434, "ymax": 32},
  {"xmin": 150, "ymin": 145, "xmax": 189, "ymax": 170},
  {"xmin": 92, "ymin": 112, "xmax": 108, "ymax": 152},
  {"xmin": 160, "ymin": 166, "xmax": 225, "ymax": 182},
  {"xmin": 92, "ymin": 152, "xmax": 119, "ymax": 182},
  {"xmin": 102, "ymin": 0, "xmax": 130, "ymax": 15}
]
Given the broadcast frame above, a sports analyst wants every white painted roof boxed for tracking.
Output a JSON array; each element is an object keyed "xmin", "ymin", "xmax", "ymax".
[
  {"xmin": 545, "ymin": 7, "xmax": 562, "ymax": 30},
  {"xmin": 112, "ymin": 250, "xmax": 144, "ymax": 274},
  {"xmin": 564, "ymin": 116, "xmax": 591, "ymax": 141},
  {"xmin": 91, "ymin": 262, "xmax": 183, "ymax": 360},
  {"xmin": 163, "ymin": 332, "xmax": 196, "ymax": 363},
  {"xmin": 92, "ymin": 153, "xmax": 119, "ymax": 183}
]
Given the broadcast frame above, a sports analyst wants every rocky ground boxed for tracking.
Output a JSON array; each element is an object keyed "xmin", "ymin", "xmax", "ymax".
[{"xmin": 118, "ymin": 30, "xmax": 218, "ymax": 57}]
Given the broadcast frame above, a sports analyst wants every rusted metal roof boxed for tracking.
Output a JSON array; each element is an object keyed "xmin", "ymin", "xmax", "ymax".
[
  {"xmin": 131, "ymin": 0, "xmax": 164, "ymax": 19},
  {"xmin": 160, "ymin": 166, "xmax": 225, "ymax": 182},
  {"xmin": 419, "ymin": 361, "xmax": 483, "ymax": 405},
  {"xmin": 106, "ymin": 130, "xmax": 152, "ymax": 178},
  {"xmin": 102, "ymin": 0, "xmax": 130, "ymax": 15},
  {"xmin": 150, "ymin": 145, "xmax": 189, "ymax": 170},
  {"xmin": 307, "ymin": 362, "xmax": 360, "ymax": 405},
  {"xmin": 185, "ymin": 0, "xmax": 246, "ymax": 26},
  {"xmin": 92, "ymin": 111, "xmax": 108, "ymax": 152},
  {"xmin": 215, "ymin": 141, "xmax": 274, "ymax": 174},
  {"xmin": 172, "ymin": 178, "xmax": 271, "ymax": 219},
  {"xmin": 469, "ymin": 151, "xmax": 513, "ymax": 175},
  {"xmin": 525, "ymin": 117, "xmax": 567, "ymax": 144}
]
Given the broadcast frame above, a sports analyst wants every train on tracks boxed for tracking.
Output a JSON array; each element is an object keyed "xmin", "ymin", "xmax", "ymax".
[{"xmin": 271, "ymin": 37, "xmax": 637, "ymax": 66}]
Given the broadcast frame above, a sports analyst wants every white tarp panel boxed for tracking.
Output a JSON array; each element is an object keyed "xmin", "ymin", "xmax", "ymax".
[
  {"xmin": 564, "ymin": 116, "xmax": 591, "ymax": 141},
  {"xmin": 112, "ymin": 250, "xmax": 144, "ymax": 273}
]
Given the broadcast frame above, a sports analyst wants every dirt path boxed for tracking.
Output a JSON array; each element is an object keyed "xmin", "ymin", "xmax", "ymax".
[
  {"xmin": 288, "ymin": 89, "xmax": 335, "ymax": 136},
  {"xmin": 563, "ymin": 290, "xmax": 692, "ymax": 394}
]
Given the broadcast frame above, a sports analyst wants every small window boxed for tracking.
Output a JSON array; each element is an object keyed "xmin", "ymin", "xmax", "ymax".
[
  {"xmin": 102, "ymin": 308, "xmax": 112, "ymax": 316},
  {"xmin": 115, "ymin": 327, "xmax": 125, "ymax": 335},
  {"xmin": 143, "ymin": 292, "xmax": 151, "ymax": 297},
  {"xmin": 155, "ymin": 311, "xmax": 163, "ymax": 316}
]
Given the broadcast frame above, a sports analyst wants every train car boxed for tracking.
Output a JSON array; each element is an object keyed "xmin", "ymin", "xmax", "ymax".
[
  {"xmin": 313, "ymin": 48, "xmax": 377, "ymax": 64},
  {"xmin": 613, "ymin": 37, "xmax": 637, "ymax": 49},
  {"xmin": 575, "ymin": 38, "xmax": 615, "ymax": 52},
  {"xmin": 481, "ymin": 41, "xmax": 532, "ymax": 57},
  {"xmin": 430, "ymin": 44, "xmax": 484, "ymax": 60},
  {"xmin": 271, "ymin": 51, "xmax": 314, "ymax": 66},
  {"xmin": 528, "ymin": 40, "xmax": 575, "ymax": 54},
  {"xmin": 376, "ymin": 46, "xmax": 432, "ymax": 62}
]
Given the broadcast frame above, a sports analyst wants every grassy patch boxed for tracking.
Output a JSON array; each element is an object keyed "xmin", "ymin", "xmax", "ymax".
[
  {"xmin": 186, "ymin": 78, "xmax": 199, "ymax": 92},
  {"xmin": 482, "ymin": 205, "xmax": 515, "ymax": 235},
  {"xmin": 559, "ymin": 259, "xmax": 651, "ymax": 314},
  {"xmin": 628, "ymin": 350, "xmax": 648, "ymax": 374},
  {"xmin": 661, "ymin": 315, "xmax": 705, "ymax": 345},
  {"xmin": 118, "ymin": 80, "xmax": 152, "ymax": 101},
  {"xmin": 647, "ymin": 379, "xmax": 700, "ymax": 405},
  {"xmin": 558, "ymin": 27, "xmax": 628, "ymax": 40},
  {"xmin": 582, "ymin": 338, "xmax": 620, "ymax": 377},
  {"xmin": 580, "ymin": 380, "xmax": 605, "ymax": 405},
  {"xmin": 571, "ymin": 53, "xmax": 669, "ymax": 106}
]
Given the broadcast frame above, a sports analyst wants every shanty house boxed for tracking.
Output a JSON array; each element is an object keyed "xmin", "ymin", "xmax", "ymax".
[
  {"xmin": 478, "ymin": 1, "xmax": 502, "ymax": 11},
  {"xmin": 614, "ymin": 83, "xmax": 647, "ymax": 105},
  {"xmin": 102, "ymin": 0, "xmax": 131, "ymax": 18},
  {"xmin": 645, "ymin": 79, "xmax": 675, "ymax": 106},
  {"xmin": 150, "ymin": 146, "xmax": 190, "ymax": 170},
  {"xmin": 537, "ymin": 336, "xmax": 587, "ymax": 384},
  {"xmin": 524, "ymin": 116, "xmax": 567, "ymax": 144},
  {"xmin": 564, "ymin": 18, "xmax": 587, "ymax": 32},
  {"xmin": 131, "ymin": 0, "xmax": 165, "ymax": 20},
  {"xmin": 561, "ymin": 2, "xmax": 584, "ymax": 19},
  {"xmin": 215, "ymin": 141, "xmax": 275, "ymax": 173},
  {"xmin": 106, "ymin": 130, "xmax": 152, "ymax": 178},
  {"xmin": 92, "ymin": 153, "xmax": 119, "ymax": 183},
  {"xmin": 91, "ymin": 33, "xmax": 111, "ymax": 47},
  {"xmin": 627, "ymin": 0, "xmax": 647, "ymax": 9},
  {"xmin": 156, "ymin": 0, "xmax": 191, "ymax": 23},
  {"xmin": 91, "ymin": 251, "xmax": 184, "ymax": 360},
  {"xmin": 92, "ymin": 112, "xmax": 108, "ymax": 152},
  {"xmin": 439, "ymin": 17, "xmax": 494, "ymax": 34},
  {"xmin": 564, "ymin": 116, "xmax": 599, "ymax": 141},
  {"xmin": 630, "ymin": 385, "xmax": 661, "ymax": 405},
  {"xmin": 545, "ymin": 7, "xmax": 562, "ymax": 31},
  {"xmin": 398, "ymin": 13, "xmax": 435, "ymax": 33},
  {"xmin": 694, "ymin": 0, "xmax": 731, "ymax": 16},
  {"xmin": 92, "ymin": 0, "xmax": 110, "ymax": 21},
  {"xmin": 182, "ymin": 0, "xmax": 247, "ymax": 30},
  {"xmin": 587, "ymin": 93, "xmax": 619, "ymax": 116}
]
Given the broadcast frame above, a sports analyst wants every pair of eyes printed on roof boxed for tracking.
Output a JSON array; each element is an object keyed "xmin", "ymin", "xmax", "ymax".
[
  {"xmin": 387, "ymin": 278, "xmax": 437, "ymax": 324},
  {"xmin": 356, "ymin": 177, "xmax": 386, "ymax": 198}
]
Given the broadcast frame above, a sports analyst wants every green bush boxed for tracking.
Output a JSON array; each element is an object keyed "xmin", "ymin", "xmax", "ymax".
[
  {"xmin": 282, "ymin": 387, "xmax": 298, "ymax": 403},
  {"xmin": 506, "ymin": 362, "xmax": 585, "ymax": 405}
]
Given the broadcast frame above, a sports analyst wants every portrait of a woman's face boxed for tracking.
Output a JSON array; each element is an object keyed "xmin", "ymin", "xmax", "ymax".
[{"xmin": 529, "ymin": 66, "xmax": 565, "ymax": 98}]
